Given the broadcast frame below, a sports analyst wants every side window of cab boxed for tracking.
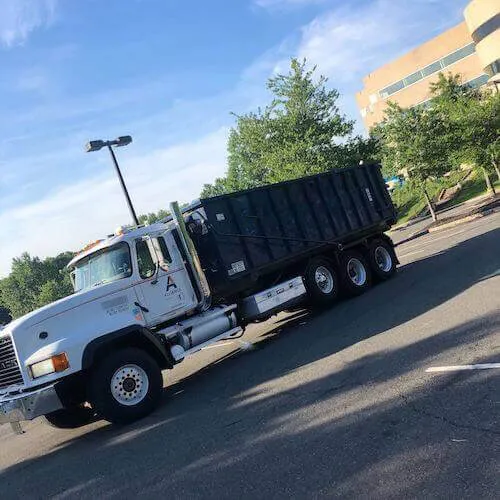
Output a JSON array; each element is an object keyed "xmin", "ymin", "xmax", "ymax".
[
  {"xmin": 153, "ymin": 236, "xmax": 172, "ymax": 271},
  {"xmin": 135, "ymin": 240, "xmax": 157, "ymax": 279}
]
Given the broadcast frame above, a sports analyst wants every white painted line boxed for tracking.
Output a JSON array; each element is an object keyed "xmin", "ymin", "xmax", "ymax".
[{"xmin": 426, "ymin": 363, "xmax": 500, "ymax": 373}]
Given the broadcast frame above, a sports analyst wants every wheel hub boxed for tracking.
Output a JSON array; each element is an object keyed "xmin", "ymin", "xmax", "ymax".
[
  {"xmin": 347, "ymin": 258, "xmax": 367, "ymax": 286},
  {"xmin": 122, "ymin": 377, "xmax": 137, "ymax": 392},
  {"xmin": 374, "ymin": 246, "xmax": 392, "ymax": 272},
  {"xmin": 314, "ymin": 266, "xmax": 334, "ymax": 294},
  {"xmin": 111, "ymin": 364, "xmax": 149, "ymax": 406}
]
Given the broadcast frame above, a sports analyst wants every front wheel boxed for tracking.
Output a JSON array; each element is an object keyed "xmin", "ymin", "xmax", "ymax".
[{"xmin": 88, "ymin": 348, "xmax": 163, "ymax": 425}]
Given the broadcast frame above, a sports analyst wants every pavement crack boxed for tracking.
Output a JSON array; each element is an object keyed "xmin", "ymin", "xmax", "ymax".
[
  {"xmin": 223, "ymin": 418, "xmax": 244, "ymax": 428},
  {"xmin": 400, "ymin": 394, "xmax": 500, "ymax": 438}
]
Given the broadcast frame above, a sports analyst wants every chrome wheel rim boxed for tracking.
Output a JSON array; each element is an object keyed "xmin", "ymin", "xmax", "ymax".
[
  {"xmin": 111, "ymin": 364, "xmax": 149, "ymax": 406},
  {"xmin": 347, "ymin": 258, "xmax": 367, "ymax": 286},
  {"xmin": 374, "ymin": 246, "xmax": 392, "ymax": 272},
  {"xmin": 314, "ymin": 266, "xmax": 334, "ymax": 294}
]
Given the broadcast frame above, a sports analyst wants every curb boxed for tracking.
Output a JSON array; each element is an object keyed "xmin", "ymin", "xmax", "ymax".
[
  {"xmin": 428, "ymin": 205, "xmax": 500, "ymax": 233},
  {"xmin": 394, "ymin": 229, "xmax": 430, "ymax": 247},
  {"xmin": 428, "ymin": 213, "xmax": 483, "ymax": 233},
  {"xmin": 391, "ymin": 193, "xmax": 497, "ymax": 231},
  {"xmin": 394, "ymin": 205, "xmax": 499, "ymax": 246}
]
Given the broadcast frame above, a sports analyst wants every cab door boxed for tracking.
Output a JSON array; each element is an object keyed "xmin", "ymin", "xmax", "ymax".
[{"xmin": 134, "ymin": 231, "xmax": 197, "ymax": 326}]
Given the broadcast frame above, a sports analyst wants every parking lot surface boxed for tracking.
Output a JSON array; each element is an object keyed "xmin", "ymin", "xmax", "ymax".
[{"xmin": 1, "ymin": 212, "xmax": 499, "ymax": 499}]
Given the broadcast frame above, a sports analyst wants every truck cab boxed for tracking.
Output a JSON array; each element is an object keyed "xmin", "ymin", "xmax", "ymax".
[
  {"xmin": 68, "ymin": 224, "xmax": 199, "ymax": 327},
  {"xmin": 0, "ymin": 209, "xmax": 238, "ymax": 431}
]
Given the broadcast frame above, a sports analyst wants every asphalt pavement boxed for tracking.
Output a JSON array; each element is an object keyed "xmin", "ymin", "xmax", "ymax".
[{"xmin": 1, "ymin": 212, "xmax": 499, "ymax": 499}]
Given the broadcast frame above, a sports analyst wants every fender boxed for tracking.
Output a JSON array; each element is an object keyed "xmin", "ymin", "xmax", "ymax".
[{"xmin": 81, "ymin": 325, "xmax": 173, "ymax": 370}]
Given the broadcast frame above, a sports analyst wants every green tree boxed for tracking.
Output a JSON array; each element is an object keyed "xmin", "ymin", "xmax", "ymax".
[
  {"xmin": 0, "ymin": 306, "xmax": 12, "ymax": 326},
  {"xmin": 202, "ymin": 58, "xmax": 376, "ymax": 197},
  {"xmin": 0, "ymin": 252, "xmax": 74, "ymax": 318},
  {"xmin": 487, "ymin": 139, "xmax": 500, "ymax": 182},
  {"xmin": 138, "ymin": 209, "xmax": 170, "ymax": 225},
  {"xmin": 374, "ymin": 101, "xmax": 451, "ymax": 221},
  {"xmin": 429, "ymin": 73, "xmax": 499, "ymax": 194}
]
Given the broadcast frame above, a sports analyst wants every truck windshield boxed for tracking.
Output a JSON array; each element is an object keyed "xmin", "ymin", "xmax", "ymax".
[{"xmin": 72, "ymin": 242, "xmax": 132, "ymax": 292}]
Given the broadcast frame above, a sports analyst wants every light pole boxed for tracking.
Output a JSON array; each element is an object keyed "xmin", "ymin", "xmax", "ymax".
[{"xmin": 85, "ymin": 135, "xmax": 140, "ymax": 226}]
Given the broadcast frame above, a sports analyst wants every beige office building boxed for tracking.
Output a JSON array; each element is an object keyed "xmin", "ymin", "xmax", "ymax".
[{"xmin": 356, "ymin": 0, "xmax": 500, "ymax": 130}]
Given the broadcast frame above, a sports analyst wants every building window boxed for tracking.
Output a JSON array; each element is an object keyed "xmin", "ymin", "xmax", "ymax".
[
  {"xmin": 369, "ymin": 93, "xmax": 378, "ymax": 104},
  {"xmin": 360, "ymin": 108, "xmax": 367, "ymax": 118},
  {"xmin": 441, "ymin": 43, "xmax": 475, "ymax": 68},
  {"xmin": 404, "ymin": 70, "xmax": 423, "ymax": 86},
  {"xmin": 471, "ymin": 13, "xmax": 500, "ymax": 44},
  {"xmin": 421, "ymin": 61, "xmax": 442, "ymax": 77},
  {"xmin": 380, "ymin": 80, "xmax": 404, "ymax": 98},
  {"xmin": 413, "ymin": 98, "xmax": 432, "ymax": 110},
  {"xmin": 465, "ymin": 74, "xmax": 489, "ymax": 89},
  {"xmin": 378, "ymin": 43, "xmax": 476, "ymax": 99},
  {"xmin": 486, "ymin": 59, "xmax": 500, "ymax": 77}
]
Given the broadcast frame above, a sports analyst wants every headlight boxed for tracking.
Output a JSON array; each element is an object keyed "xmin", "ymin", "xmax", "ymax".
[{"xmin": 29, "ymin": 353, "xmax": 69, "ymax": 379}]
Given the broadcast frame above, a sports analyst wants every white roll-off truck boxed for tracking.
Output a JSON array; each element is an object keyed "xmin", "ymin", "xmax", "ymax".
[{"xmin": 0, "ymin": 164, "xmax": 397, "ymax": 432}]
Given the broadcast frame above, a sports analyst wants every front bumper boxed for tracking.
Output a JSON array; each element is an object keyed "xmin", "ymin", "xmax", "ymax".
[{"xmin": 0, "ymin": 385, "xmax": 63, "ymax": 424}]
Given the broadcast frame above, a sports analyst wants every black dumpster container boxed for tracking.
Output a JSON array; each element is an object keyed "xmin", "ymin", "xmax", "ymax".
[{"xmin": 190, "ymin": 163, "xmax": 396, "ymax": 296}]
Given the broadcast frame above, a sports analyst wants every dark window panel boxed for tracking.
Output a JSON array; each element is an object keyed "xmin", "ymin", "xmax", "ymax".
[
  {"xmin": 441, "ymin": 43, "xmax": 475, "ymax": 68},
  {"xmin": 404, "ymin": 70, "xmax": 423, "ymax": 86},
  {"xmin": 421, "ymin": 60, "xmax": 442, "ymax": 77}
]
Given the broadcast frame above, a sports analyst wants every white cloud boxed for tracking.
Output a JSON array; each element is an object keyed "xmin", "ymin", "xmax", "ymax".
[
  {"xmin": 0, "ymin": 0, "xmax": 471, "ymax": 274},
  {"xmin": 261, "ymin": 0, "xmax": 469, "ymax": 134},
  {"xmin": 0, "ymin": 128, "xmax": 228, "ymax": 275},
  {"xmin": 0, "ymin": 0, "xmax": 57, "ymax": 47},
  {"xmin": 245, "ymin": 0, "xmax": 468, "ymax": 138},
  {"xmin": 295, "ymin": 0, "xmax": 469, "ymax": 84}
]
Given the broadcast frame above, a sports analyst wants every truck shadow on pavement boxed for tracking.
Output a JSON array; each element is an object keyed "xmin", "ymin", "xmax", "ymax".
[{"xmin": 1, "ymin": 228, "xmax": 499, "ymax": 498}]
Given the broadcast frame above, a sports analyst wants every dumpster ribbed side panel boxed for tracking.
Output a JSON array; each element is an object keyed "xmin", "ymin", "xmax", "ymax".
[{"xmin": 196, "ymin": 164, "xmax": 396, "ymax": 294}]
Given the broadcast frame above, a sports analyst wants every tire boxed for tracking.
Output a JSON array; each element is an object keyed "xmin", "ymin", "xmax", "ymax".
[
  {"xmin": 88, "ymin": 347, "xmax": 163, "ymax": 425},
  {"xmin": 339, "ymin": 250, "xmax": 372, "ymax": 296},
  {"xmin": 44, "ymin": 405, "xmax": 95, "ymax": 429},
  {"xmin": 367, "ymin": 239, "xmax": 397, "ymax": 281},
  {"xmin": 303, "ymin": 257, "xmax": 340, "ymax": 306}
]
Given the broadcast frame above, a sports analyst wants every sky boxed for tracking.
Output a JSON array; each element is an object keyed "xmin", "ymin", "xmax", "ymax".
[{"xmin": 0, "ymin": 0, "xmax": 470, "ymax": 276}]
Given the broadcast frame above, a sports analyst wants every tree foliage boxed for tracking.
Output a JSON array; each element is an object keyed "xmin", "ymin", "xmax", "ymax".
[
  {"xmin": 429, "ymin": 73, "xmax": 500, "ymax": 192},
  {"xmin": 373, "ymin": 100, "xmax": 451, "ymax": 220},
  {"xmin": 0, "ymin": 252, "xmax": 74, "ymax": 319},
  {"xmin": 202, "ymin": 59, "xmax": 378, "ymax": 197},
  {"xmin": 374, "ymin": 102, "xmax": 451, "ymax": 182},
  {"xmin": 375, "ymin": 72, "xmax": 500, "ymax": 219},
  {"xmin": 138, "ymin": 209, "xmax": 170, "ymax": 225},
  {"xmin": 0, "ymin": 306, "xmax": 12, "ymax": 326}
]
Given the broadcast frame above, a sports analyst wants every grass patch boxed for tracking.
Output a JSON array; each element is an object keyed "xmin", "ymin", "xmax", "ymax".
[
  {"xmin": 448, "ymin": 172, "xmax": 500, "ymax": 206},
  {"xmin": 392, "ymin": 169, "xmax": 498, "ymax": 225}
]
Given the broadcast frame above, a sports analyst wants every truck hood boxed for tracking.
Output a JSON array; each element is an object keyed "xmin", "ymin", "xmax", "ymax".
[{"xmin": 1, "ymin": 280, "xmax": 135, "ymax": 336}]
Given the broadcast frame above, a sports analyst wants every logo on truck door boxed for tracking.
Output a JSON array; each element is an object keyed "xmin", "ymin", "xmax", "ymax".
[
  {"xmin": 164, "ymin": 275, "xmax": 185, "ymax": 304},
  {"xmin": 166, "ymin": 276, "xmax": 177, "ymax": 292}
]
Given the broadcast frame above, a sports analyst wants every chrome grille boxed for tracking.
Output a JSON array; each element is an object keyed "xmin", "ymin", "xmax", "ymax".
[{"xmin": 0, "ymin": 335, "xmax": 23, "ymax": 389}]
